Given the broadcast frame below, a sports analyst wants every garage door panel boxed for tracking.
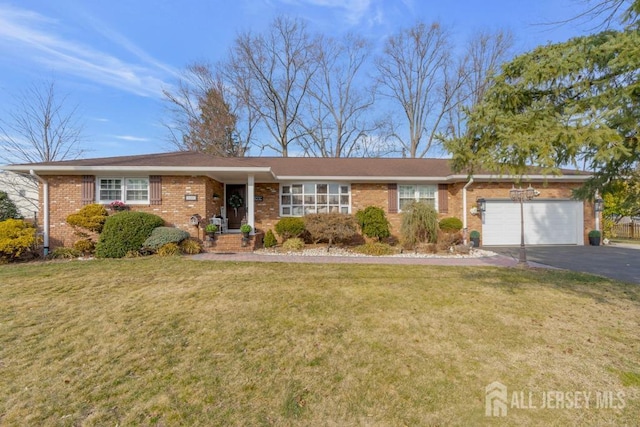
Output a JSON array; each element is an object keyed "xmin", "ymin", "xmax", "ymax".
[{"xmin": 483, "ymin": 200, "xmax": 583, "ymax": 245}]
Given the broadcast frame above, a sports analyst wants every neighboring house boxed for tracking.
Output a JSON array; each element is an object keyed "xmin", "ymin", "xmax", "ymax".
[
  {"xmin": 0, "ymin": 171, "xmax": 39, "ymax": 219},
  {"xmin": 3, "ymin": 151, "xmax": 598, "ymax": 252}
]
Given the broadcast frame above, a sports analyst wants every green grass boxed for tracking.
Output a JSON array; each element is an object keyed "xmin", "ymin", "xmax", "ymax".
[{"xmin": 1, "ymin": 258, "xmax": 639, "ymax": 425}]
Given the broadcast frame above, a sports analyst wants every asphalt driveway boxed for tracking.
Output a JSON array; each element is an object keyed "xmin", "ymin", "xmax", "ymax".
[{"xmin": 488, "ymin": 244, "xmax": 640, "ymax": 284}]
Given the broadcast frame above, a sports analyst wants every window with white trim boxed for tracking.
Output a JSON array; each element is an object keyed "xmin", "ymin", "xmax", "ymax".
[
  {"xmin": 97, "ymin": 177, "xmax": 149, "ymax": 204},
  {"xmin": 280, "ymin": 183, "xmax": 350, "ymax": 216},
  {"xmin": 398, "ymin": 184, "xmax": 437, "ymax": 211}
]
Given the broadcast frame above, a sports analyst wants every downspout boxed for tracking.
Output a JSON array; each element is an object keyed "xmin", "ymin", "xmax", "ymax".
[
  {"xmin": 462, "ymin": 176, "xmax": 474, "ymax": 245},
  {"xmin": 30, "ymin": 170, "xmax": 49, "ymax": 256}
]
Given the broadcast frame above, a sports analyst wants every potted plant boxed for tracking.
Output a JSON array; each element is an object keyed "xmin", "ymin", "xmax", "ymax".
[
  {"xmin": 205, "ymin": 223, "xmax": 218, "ymax": 237},
  {"xmin": 108, "ymin": 200, "xmax": 128, "ymax": 211},
  {"xmin": 470, "ymin": 230, "xmax": 481, "ymax": 248},
  {"xmin": 588, "ymin": 229, "xmax": 601, "ymax": 246},
  {"xmin": 240, "ymin": 224, "xmax": 252, "ymax": 238}
]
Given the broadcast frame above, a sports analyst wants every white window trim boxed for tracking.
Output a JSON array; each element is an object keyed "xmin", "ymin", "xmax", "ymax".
[
  {"xmin": 280, "ymin": 182, "xmax": 351, "ymax": 217},
  {"xmin": 96, "ymin": 177, "xmax": 150, "ymax": 205},
  {"xmin": 398, "ymin": 184, "xmax": 438, "ymax": 212}
]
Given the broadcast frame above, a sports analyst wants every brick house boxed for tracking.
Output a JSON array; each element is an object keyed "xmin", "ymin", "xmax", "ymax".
[{"xmin": 3, "ymin": 151, "xmax": 598, "ymax": 253}]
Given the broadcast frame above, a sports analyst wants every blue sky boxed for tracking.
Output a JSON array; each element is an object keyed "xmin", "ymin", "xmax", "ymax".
[{"xmin": 0, "ymin": 0, "xmax": 591, "ymax": 160}]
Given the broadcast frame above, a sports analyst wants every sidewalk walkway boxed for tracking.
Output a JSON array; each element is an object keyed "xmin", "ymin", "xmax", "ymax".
[{"xmin": 191, "ymin": 252, "xmax": 552, "ymax": 268}]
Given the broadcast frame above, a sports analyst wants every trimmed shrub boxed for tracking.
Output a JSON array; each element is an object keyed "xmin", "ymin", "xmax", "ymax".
[
  {"xmin": 355, "ymin": 206, "xmax": 391, "ymax": 241},
  {"xmin": 0, "ymin": 191, "xmax": 22, "ymax": 221},
  {"xmin": 66, "ymin": 204, "xmax": 109, "ymax": 233},
  {"xmin": 354, "ymin": 242, "xmax": 396, "ymax": 256},
  {"xmin": 48, "ymin": 247, "xmax": 81, "ymax": 259},
  {"xmin": 157, "ymin": 242, "xmax": 181, "ymax": 257},
  {"xmin": 304, "ymin": 213, "xmax": 358, "ymax": 249},
  {"xmin": 438, "ymin": 217, "xmax": 463, "ymax": 233},
  {"xmin": 400, "ymin": 201, "xmax": 439, "ymax": 249},
  {"xmin": 73, "ymin": 238, "xmax": 95, "ymax": 256},
  {"xmin": 95, "ymin": 211, "xmax": 164, "ymax": 258},
  {"xmin": 263, "ymin": 229, "xmax": 277, "ymax": 248},
  {"xmin": 143, "ymin": 226, "xmax": 190, "ymax": 251},
  {"xmin": 274, "ymin": 217, "xmax": 306, "ymax": 241},
  {"xmin": 282, "ymin": 237, "xmax": 305, "ymax": 251},
  {"xmin": 180, "ymin": 238, "xmax": 203, "ymax": 254},
  {"xmin": 0, "ymin": 219, "xmax": 38, "ymax": 261}
]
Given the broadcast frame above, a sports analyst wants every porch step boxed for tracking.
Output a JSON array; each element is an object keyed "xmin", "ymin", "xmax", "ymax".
[{"xmin": 203, "ymin": 232, "xmax": 264, "ymax": 253}]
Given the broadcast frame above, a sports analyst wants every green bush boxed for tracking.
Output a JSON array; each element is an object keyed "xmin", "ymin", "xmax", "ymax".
[
  {"xmin": 66, "ymin": 204, "xmax": 109, "ymax": 233},
  {"xmin": 48, "ymin": 247, "xmax": 81, "ymax": 259},
  {"xmin": 438, "ymin": 217, "xmax": 463, "ymax": 233},
  {"xmin": 0, "ymin": 219, "xmax": 38, "ymax": 261},
  {"xmin": 304, "ymin": 213, "xmax": 358, "ymax": 249},
  {"xmin": 282, "ymin": 237, "xmax": 305, "ymax": 251},
  {"xmin": 180, "ymin": 238, "xmax": 202, "ymax": 254},
  {"xmin": 588, "ymin": 229, "xmax": 601, "ymax": 238},
  {"xmin": 0, "ymin": 191, "xmax": 22, "ymax": 221},
  {"xmin": 274, "ymin": 217, "xmax": 306, "ymax": 241},
  {"xmin": 400, "ymin": 201, "xmax": 439, "ymax": 249},
  {"xmin": 73, "ymin": 238, "xmax": 95, "ymax": 256},
  {"xmin": 143, "ymin": 226, "xmax": 190, "ymax": 251},
  {"xmin": 263, "ymin": 229, "xmax": 277, "ymax": 248},
  {"xmin": 95, "ymin": 211, "xmax": 164, "ymax": 258},
  {"xmin": 353, "ymin": 242, "xmax": 396, "ymax": 256},
  {"xmin": 469, "ymin": 230, "xmax": 480, "ymax": 239},
  {"xmin": 157, "ymin": 242, "xmax": 181, "ymax": 257},
  {"xmin": 355, "ymin": 206, "xmax": 391, "ymax": 241}
]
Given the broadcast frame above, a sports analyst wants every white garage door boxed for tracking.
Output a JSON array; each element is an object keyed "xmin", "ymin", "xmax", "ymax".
[{"xmin": 483, "ymin": 200, "xmax": 584, "ymax": 245}]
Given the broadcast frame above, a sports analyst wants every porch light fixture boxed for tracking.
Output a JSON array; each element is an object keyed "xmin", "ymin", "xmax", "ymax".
[
  {"xmin": 476, "ymin": 198, "xmax": 486, "ymax": 213},
  {"xmin": 509, "ymin": 184, "xmax": 539, "ymax": 267},
  {"xmin": 594, "ymin": 197, "xmax": 604, "ymax": 213}
]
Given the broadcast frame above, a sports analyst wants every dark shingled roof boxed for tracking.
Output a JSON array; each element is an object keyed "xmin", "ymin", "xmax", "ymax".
[{"xmin": 5, "ymin": 151, "xmax": 590, "ymax": 179}]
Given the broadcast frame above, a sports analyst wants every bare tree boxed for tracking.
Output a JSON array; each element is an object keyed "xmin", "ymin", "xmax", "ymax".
[
  {"xmin": 446, "ymin": 29, "xmax": 514, "ymax": 140},
  {"xmin": 297, "ymin": 33, "xmax": 380, "ymax": 157},
  {"xmin": 375, "ymin": 22, "xmax": 463, "ymax": 158},
  {"xmin": 224, "ymin": 16, "xmax": 317, "ymax": 156},
  {"xmin": 162, "ymin": 62, "xmax": 248, "ymax": 156},
  {"xmin": 0, "ymin": 80, "xmax": 84, "ymax": 164},
  {"xmin": 0, "ymin": 80, "xmax": 84, "ymax": 216}
]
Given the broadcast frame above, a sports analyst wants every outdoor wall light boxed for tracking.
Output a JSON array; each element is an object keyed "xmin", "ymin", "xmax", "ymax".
[
  {"xmin": 595, "ymin": 197, "xmax": 604, "ymax": 212},
  {"xmin": 476, "ymin": 198, "xmax": 486, "ymax": 213}
]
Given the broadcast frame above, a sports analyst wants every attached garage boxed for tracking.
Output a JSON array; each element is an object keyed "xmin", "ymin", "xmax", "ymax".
[{"xmin": 482, "ymin": 199, "xmax": 584, "ymax": 245}]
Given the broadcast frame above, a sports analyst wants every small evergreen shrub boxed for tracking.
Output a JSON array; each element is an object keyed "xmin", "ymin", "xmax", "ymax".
[
  {"xmin": 469, "ymin": 230, "xmax": 480, "ymax": 239},
  {"xmin": 73, "ymin": 238, "xmax": 95, "ymax": 256},
  {"xmin": 95, "ymin": 211, "xmax": 164, "ymax": 258},
  {"xmin": 588, "ymin": 229, "xmax": 601, "ymax": 238},
  {"xmin": 355, "ymin": 206, "xmax": 391, "ymax": 241},
  {"xmin": 438, "ymin": 217, "xmax": 463, "ymax": 233},
  {"xmin": 400, "ymin": 201, "xmax": 439, "ymax": 249},
  {"xmin": 0, "ymin": 219, "xmax": 38, "ymax": 261},
  {"xmin": 143, "ymin": 226, "xmax": 190, "ymax": 251},
  {"xmin": 304, "ymin": 213, "xmax": 358, "ymax": 249},
  {"xmin": 282, "ymin": 237, "xmax": 305, "ymax": 251},
  {"xmin": 48, "ymin": 247, "xmax": 81, "ymax": 259},
  {"xmin": 179, "ymin": 238, "xmax": 203, "ymax": 254},
  {"xmin": 0, "ymin": 191, "xmax": 22, "ymax": 221},
  {"xmin": 157, "ymin": 242, "xmax": 181, "ymax": 257},
  {"xmin": 354, "ymin": 242, "xmax": 396, "ymax": 256},
  {"xmin": 274, "ymin": 217, "xmax": 306, "ymax": 241},
  {"xmin": 263, "ymin": 229, "xmax": 277, "ymax": 248},
  {"xmin": 66, "ymin": 204, "xmax": 109, "ymax": 233}
]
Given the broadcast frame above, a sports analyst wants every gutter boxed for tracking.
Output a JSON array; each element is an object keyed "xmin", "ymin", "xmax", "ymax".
[
  {"xmin": 30, "ymin": 170, "xmax": 49, "ymax": 256},
  {"xmin": 462, "ymin": 176, "xmax": 474, "ymax": 244}
]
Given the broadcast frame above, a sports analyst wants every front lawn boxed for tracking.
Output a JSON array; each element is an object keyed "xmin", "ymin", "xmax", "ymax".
[{"xmin": 0, "ymin": 258, "xmax": 638, "ymax": 425}]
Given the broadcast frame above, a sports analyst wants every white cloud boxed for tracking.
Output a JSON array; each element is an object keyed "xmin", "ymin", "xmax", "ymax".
[
  {"xmin": 278, "ymin": 0, "xmax": 373, "ymax": 25},
  {"xmin": 0, "ymin": 4, "xmax": 174, "ymax": 98},
  {"xmin": 113, "ymin": 135, "xmax": 150, "ymax": 142}
]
